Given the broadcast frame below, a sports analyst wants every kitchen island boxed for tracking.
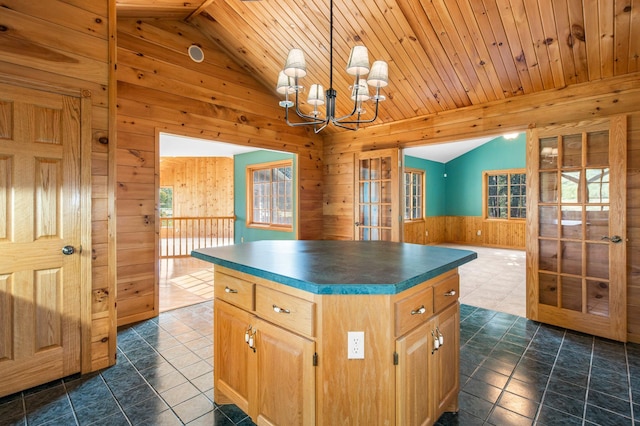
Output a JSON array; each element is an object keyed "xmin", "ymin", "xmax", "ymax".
[{"xmin": 193, "ymin": 240, "xmax": 476, "ymax": 426}]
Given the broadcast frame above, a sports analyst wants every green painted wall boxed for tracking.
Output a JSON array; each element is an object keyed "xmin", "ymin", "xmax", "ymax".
[
  {"xmin": 403, "ymin": 133, "xmax": 526, "ymax": 218},
  {"xmin": 445, "ymin": 134, "xmax": 526, "ymax": 216},
  {"xmin": 234, "ymin": 150, "xmax": 297, "ymax": 243},
  {"xmin": 404, "ymin": 155, "xmax": 446, "ymax": 217}
]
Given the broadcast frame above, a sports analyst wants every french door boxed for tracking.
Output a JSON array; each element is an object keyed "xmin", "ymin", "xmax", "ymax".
[
  {"xmin": 354, "ymin": 149, "xmax": 400, "ymax": 241},
  {"xmin": 526, "ymin": 116, "xmax": 627, "ymax": 341}
]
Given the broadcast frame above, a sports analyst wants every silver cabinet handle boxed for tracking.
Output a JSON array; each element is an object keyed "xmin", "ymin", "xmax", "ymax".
[
  {"xmin": 411, "ymin": 305, "xmax": 426, "ymax": 315},
  {"xmin": 444, "ymin": 290, "xmax": 456, "ymax": 296},
  {"xmin": 272, "ymin": 304, "xmax": 290, "ymax": 314},
  {"xmin": 225, "ymin": 286, "xmax": 238, "ymax": 293}
]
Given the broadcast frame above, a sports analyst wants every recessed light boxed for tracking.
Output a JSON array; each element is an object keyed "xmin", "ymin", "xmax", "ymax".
[{"xmin": 188, "ymin": 44, "xmax": 204, "ymax": 63}]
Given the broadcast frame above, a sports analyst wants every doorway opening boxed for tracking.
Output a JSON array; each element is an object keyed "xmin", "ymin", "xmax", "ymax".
[
  {"xmin": 403, "ymin": 132, "xmax": 526, "ymax": 317},
  {"xmin": 158, "ymin": 132, "xmax": 295, "ymax": 312}
]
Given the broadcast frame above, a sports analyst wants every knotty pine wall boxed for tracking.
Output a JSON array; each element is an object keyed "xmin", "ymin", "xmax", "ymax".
[
  {"xmin": 323, "ymin": 73, "xmax": 640, "ymax": 342},
  {"xmin": 404, "ymin": 217, "xmax": 526, "ymax": 249},
  {"xmin": 0, "ymin": 0, "xmax": 116, "ymax": 370},
  {"xmin": 159, "ymin": 157, "xmax": 234, "ymax": 217},
  {"xmin": 116, "ymin": 18, "xmax": 323, "ymax": 325}
]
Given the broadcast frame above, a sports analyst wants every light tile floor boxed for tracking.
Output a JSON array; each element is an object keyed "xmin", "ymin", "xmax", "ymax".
[{"xmin": 442, "ymin": 244, "xmax": 526, "ymax": 318}]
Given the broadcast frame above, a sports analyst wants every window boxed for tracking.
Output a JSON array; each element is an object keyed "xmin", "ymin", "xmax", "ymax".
[
  {"xmin": 159, "ymin": 186, "xmax": 173, "ymax": 218},
  {"xmin": 484, "ymin": 170, "xmax": 526, "ymax": 220},
  {"xmin": 404, "ymin": 169, "xmax": 424, "ymax": 221},
  {"xmin": 248, "ymin": 161, "xmax": 293, "ymax": 230}
]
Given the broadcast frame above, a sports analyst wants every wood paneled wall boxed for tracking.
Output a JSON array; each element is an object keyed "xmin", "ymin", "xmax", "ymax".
[
  {"xmin": 116, "ymin": 18, "xmax": 323, "ymax": 325},
  {"xmin": 159, "ymin": 157, "xmax": 234, "ymax": 217},
  {"xmin": 323, "ymin": 72, "xmax": 640, "ymax": 342},
  {"xmin": 404, "ymin": 217, "xmax": 525, "ymax": 249},
  {"xmin": 0, "ymin": 0, "xmax": 116, "ymax": 370}
]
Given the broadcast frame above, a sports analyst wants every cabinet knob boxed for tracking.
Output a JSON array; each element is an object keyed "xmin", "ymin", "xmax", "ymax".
[{"xmin": 410, "ymin": 305, "xmax": 426, "ymax": 315}]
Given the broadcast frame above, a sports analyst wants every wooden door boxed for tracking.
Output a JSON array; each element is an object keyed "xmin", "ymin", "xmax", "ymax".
[
  {"xmin": 354, "ymin": 148, "xmax": 400, "ymax": 241},
  {"xmin": 526, "ymin": 116, "xmax": 627, "ymax": 341},
  {"xmin": 434, "ymin": 303, "xmax": 460, "ymax": 416},
  {"xmin": 0, "ymin": 83, "xmax": 83, "ymax": 396},
  {"xmin": 395, "ymin": 320, "xmax": 435, "ymax": 426},
  {"xmin": 253, "ymin": 318, "xmax": 315, "ymax": 426},
  {"xmin": 213, "ymin": 300, "xmax": 252, "ymax": 413}
]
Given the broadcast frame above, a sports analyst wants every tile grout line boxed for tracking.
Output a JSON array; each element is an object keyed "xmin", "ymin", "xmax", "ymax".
[
  {"xmin": 530, "ymin": 328, "xmax": 568, "ymax": 425},
  {"xmin": 625, "ymin": 343, "xmax": 635, "ymax": 424}
]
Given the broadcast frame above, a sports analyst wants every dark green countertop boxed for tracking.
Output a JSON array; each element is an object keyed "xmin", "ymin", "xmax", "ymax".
[{"xmin": 192, "ymin": 240, "xmax": 476, "ymax": 295}]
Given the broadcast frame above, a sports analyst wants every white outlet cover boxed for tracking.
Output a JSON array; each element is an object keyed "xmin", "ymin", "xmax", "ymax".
[{"xmin": 348, "ymin": 331, "xmax": 365, "ymax": 359}]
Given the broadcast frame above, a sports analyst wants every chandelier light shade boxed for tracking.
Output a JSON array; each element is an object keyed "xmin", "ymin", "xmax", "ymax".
[
  {"xmin": 307, "ymin": 84, "xmax": 325, "ymax": 106},
  {"xmin": 276, "ymin": 0, "xmax": 389, "ymax": 132}
]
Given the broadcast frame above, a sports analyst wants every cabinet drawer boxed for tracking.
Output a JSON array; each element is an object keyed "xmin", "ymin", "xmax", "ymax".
[
  {"xmin": 256, "ymin": 286, "xmax": 315, "ymax": 338},
  {"xmin": 433, "ymin": 273, "xmax": 459, "ymax": 313},
  {"xmin": 395, "ymin": 286, "xmax": 434, "ymax": 337},
  {"xmin": 214, "ymin": 271, "xmax": 255, "ymax": 311}
]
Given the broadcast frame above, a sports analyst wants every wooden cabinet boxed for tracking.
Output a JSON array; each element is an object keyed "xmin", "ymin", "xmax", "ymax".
[
  {"xmin": 213, "ymin": 270, "xmax": 316, "ymax": 426},
  {"xmin": 395, "ymin": 282, "xmax": 460, "ymax": 425},
  {"xmin": 213, "ymin": 266, "xmax": 460, "ymax": 426}
]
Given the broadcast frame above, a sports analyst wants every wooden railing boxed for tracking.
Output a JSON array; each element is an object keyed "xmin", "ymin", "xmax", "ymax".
[{"xmin": 160, "ymin": 216, "xmax": 235, "ymax": 258}]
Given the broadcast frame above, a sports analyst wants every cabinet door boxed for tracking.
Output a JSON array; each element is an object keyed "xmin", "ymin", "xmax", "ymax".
[
  {"xmin": 434, "ymin": 303, "xmax": 460, "ymax": 415},
  {"xmin": 253, "ymin": 318, "xmax": 316, "ymax": 426},
  {"xmin": 396, "ymin": 320, "xmax": 435, "ymax": 426},
  {"xmin": 214, "ymin": 299, "xmax": 252, "ymax": 413}
]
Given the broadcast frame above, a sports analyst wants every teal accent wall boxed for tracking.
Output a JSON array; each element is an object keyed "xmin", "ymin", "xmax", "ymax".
[
  {"xmin": 234, "ymin": 150, "xmax": 297, "ymax": 243},
  {"xmin": 445, "ymin": 134, "xmax": 526, "ymax": 216},
  {"xmin": 404, "ymin": 156, "xmax": 446, "ymax": 217}
]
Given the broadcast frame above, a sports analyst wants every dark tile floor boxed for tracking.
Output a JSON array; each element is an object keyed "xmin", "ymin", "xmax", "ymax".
[{"xmin": 1, "ymin": 302, "xmax": 638, "ymax": 425}]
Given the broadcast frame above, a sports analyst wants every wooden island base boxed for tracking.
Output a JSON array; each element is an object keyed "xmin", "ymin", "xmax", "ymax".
[
  {"xmin": 212, "ymin": 265, "xmax": 461, "ymax": 425},
  {"xmin": 193, "ymin": 241, "xmax": 476, "ymax": 425}
]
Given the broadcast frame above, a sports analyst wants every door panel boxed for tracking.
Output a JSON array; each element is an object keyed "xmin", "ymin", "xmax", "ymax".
[
  {"xmin": 354, "ymin": 148, "xmax": 400, "ymax": 241},
  {"xmin": 526, "ymin": 116, "xmax": 627, "ymax": 341},
  {"xmin": 0, "ymin": 83, "xmax": 82, "ymax": 397}
]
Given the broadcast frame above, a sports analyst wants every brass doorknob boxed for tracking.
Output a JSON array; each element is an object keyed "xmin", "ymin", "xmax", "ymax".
[{"xmin": 62, "ymin": 245, "xmax": 75, "ymax": 255}]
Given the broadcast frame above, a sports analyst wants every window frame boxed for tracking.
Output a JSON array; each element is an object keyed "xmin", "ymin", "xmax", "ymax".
[
  {"xmin": 246, "ymin": 160, "xmax": 294, "ymax": 231},
  {"xmin": 403, "ymin": 168, "xmax": 425, "ymax": 222},
  {"xmin": 482, "ymin": 168, "xmax": 527, "ymax": 221}
]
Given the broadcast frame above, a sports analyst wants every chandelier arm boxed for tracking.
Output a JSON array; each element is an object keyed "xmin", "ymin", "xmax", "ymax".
[
  {"xmin": 334, "ymin": 99, "xmax": 381, "ymax": 125},
  {"xmin": 285, "ymin": 105, "xmax": 328, "ymax": 127},
  {"xmin": 291, "ymin": 82, "xmax": 328, "ymax": 122},
  {"xmin": 330, "ymin": 120, "xmax": 359, "ymax": 131}
]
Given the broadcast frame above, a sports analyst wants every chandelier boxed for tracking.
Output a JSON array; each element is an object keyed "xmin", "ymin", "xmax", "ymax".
[{"xmin": 276, "ymin": 0, "xmax": 389, "ymax": 133}]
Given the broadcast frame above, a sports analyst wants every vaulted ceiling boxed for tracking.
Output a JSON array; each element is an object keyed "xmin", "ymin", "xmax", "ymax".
[{"xmin": 116, "ymin": 0, "xmax": 639, "ymax": 133}]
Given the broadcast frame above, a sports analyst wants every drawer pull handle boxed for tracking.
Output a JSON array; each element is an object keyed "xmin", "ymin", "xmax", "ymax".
[
  {"xmin": 444, "ymin": 290, "xmax": 456, "ymax": 296},
  {"xmin": 272, "ymin": 304, "xmax": 290, "ymax": 314},
  {"xmin": 411, "ymin": 305, "xmax": 426, "ymax": 315},
  {"xmin": 225, "ymin": 286, "xmax": 238, "ymax": 294}
]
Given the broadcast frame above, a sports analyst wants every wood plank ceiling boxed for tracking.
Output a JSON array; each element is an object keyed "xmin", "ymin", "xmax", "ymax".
[{"xmin": 116, "ymin": 0, "xmax": 640, "ymax": 132}]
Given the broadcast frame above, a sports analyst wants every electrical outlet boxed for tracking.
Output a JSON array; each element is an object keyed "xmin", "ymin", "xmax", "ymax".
[
  {"xmin": 348, "ymin": 331, "xmax": 365, "ymax": 359},
  {"xmin": 476, "ymin": 230, "xmax": 482, "ymax": 236}
]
